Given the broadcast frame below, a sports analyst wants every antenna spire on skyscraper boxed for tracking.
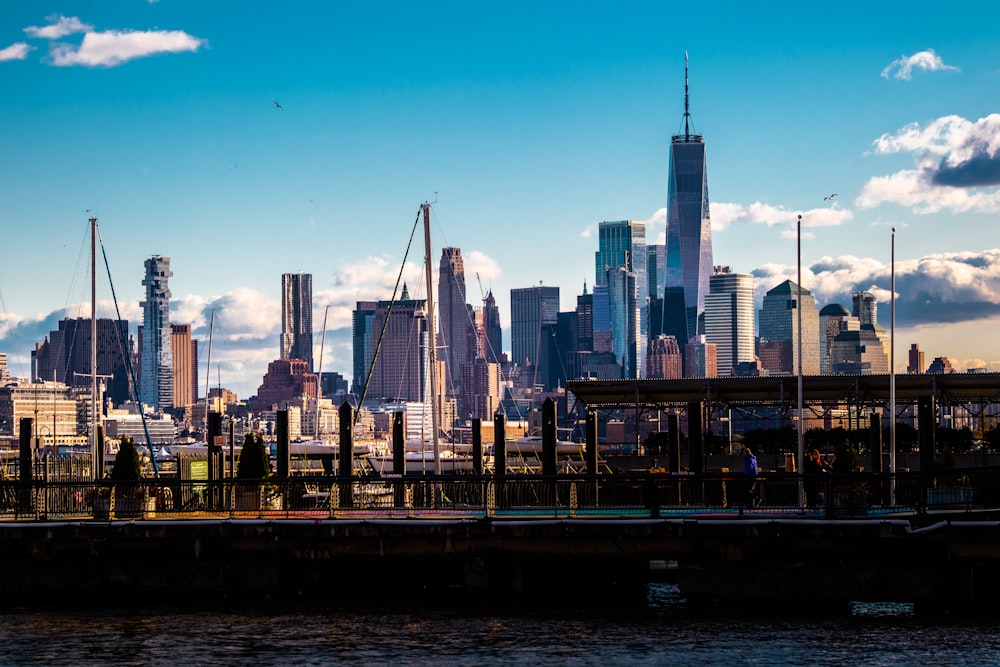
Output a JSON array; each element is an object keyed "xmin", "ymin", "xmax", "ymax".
[{"xmin": 684, "ymin": 51, "xmax": 690, "ymax": 141}]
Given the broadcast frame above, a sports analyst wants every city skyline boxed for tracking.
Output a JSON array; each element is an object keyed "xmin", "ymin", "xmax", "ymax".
[{"xmin": 2, "ymin": 3, "xmax": 1000, "ymax": 397}]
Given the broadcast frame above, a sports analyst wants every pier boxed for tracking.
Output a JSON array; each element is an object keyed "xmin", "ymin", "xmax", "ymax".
[{"xmin": 1, "ymin": 469, "xmax": 1000, "ymax": 610}]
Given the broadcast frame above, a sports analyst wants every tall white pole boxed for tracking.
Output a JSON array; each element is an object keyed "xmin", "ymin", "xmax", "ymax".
[
  {"xmin": 90, "ymin": 217, "xmax": 99, "ymax": 479},
  {"xmin": 796, "ymin": 214, "xmax": 804, "ymax": 508},
  {"xmin": 890, "ymin": 227, "xmax": 896, "ymax": 505}
]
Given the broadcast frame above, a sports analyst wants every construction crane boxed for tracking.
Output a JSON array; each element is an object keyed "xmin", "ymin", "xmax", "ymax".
[{"xmin": 475, "ymin": 272, "xmax": 487, "ymax": 306}]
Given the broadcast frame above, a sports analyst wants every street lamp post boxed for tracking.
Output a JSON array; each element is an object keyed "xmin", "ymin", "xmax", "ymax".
[{"xmin": 796, "ymin": 214, "xmax": 804, "ymax": 509}]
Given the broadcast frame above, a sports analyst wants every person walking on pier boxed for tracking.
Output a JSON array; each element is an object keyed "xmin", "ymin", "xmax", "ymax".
[
  {"xmin": 743, "ymin": 447, "xmax": 760, "ymax": 508},
  {"xmin": 803, "ymin": 449, "xmax": 830, "ymax": 509}
]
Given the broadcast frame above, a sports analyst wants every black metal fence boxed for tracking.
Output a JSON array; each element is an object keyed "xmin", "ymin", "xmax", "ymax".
[{"xmin": 0, "ymin": 467, "xmax": 994, "ymax": 522}]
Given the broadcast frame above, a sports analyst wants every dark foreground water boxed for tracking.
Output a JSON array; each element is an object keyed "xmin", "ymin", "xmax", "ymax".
[{"xmin": 1, "ymin": 584, "xmax": 999, "ymax": 666}]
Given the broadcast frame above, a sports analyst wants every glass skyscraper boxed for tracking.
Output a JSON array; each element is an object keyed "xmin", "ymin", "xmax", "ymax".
[
  {"xmin": 663, "ymin": 55, "xmax": 713, "ymax": 369},
  {"xmin": 281, "ymin": 273, "xmax": 313, "ymax": 371},
  {"xmin": 140, "ymin": 255, "xmax": 173, "ymax": 411},
  {"xmin": 704, "ymin": 268, "xmax": 755, "ymax": 376},
  {"xmin": 594, "ymin": 220, "xmax": 645, "ymax": 379},
  {"xmin": 510, "ymin": 285, "xmax": 559, "ymax": 389}
]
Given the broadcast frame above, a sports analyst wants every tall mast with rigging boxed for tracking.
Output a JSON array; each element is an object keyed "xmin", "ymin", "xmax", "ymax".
[
  {"xmin": 90, "ymin": 216, "xmax": 99, "ymax": 479},
  {"xmin": 421, "ymin": 202, "xmax": 442, "ymax": 474}
]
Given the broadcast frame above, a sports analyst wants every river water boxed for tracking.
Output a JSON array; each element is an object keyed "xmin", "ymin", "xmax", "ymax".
[{"xmin": 1, "ymin": 584, "xmax": 998, "ymax": 666}]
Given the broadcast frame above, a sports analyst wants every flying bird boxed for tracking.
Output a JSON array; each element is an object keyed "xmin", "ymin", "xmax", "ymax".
[
  {"xmin": 273, "ymin": 100, "xmax": 283, "ymax": 111},
  {"xmin": 823, "ymin": 193, "xmax": 838, "ymax": 201}
]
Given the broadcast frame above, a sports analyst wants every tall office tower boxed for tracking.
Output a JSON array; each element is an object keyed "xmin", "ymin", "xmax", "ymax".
[
  {"xmin": 645, "ymin": 335, "xmax": 683, "ymax": 379},
  {"xmin": 758, "ymin": 280, "xmax": 820, "ymax": 375},
  {"xmin": 829, "ymin": 328, "xmax": 889, "ymax": 374},
  {"xmin": 818, "ymin": 304, "xmax": 858, "ymax": 374},
  {"xmin": 576, "ymin": 286, "xmax": 594, "ymax": 355},
  {"xmin": 482, "ymin": 290, "xmax": 503, "ymax": 364},
  {"xmin": 685, "ymin": 335, "xmax": 718, "ymax": 378},
  {"xmin": 366, "ymin": 290, "xmax": 429, "ymax": 402},
  {"xmin": 34, "ymin": 317, "xmax": 131, "ymax": 405},
  {"xmin": 852, "ymin": 291, "xmax": 877, "ymax": 327},
  {"xmin": 510, "ymin": 285, "xmax": 560, "ymax": 389},
  {"xmin": 907, "ymin": 343, "xmax": 924, "ymax": 374},
  {"xmin": 704, "ymin": 267, "xmax": 755, "ymax": 376},
  {"xmin": 438, "ymin": 247, "xmax": 470, "ymax": 393},
  {"xmin": 460, "ymin": 359, "xmax": 502, "ymax": 421},
  {"xmin": 140, "ymin": 256, "xmax": 174, "ymax": 411},
  {"xmin": 591, "ymin": 284, "xmax": 613, "ymax": 354},
  {"xmin": 351, "ymin": 300, "xmax": 377, "ymax": 395},
  {"xmin": 663, "ymin": 55, "xmax": 713, "ymax": 371},
  {"xmin": 594, "ymin": 220, "xmax": 646, "ymax": 377},
  {"xmin": 646, "ymin": 244, "xmax": 666, "ymax": 339},
  {"xmin": 281, "ymin": 273, "xmax": 313, "ymax": 371},
  {"xmin": 646, "ymin": 244, "xmax": 666, "ymax": 304},
  {"xmin": 170, "ymin": 323, "xmax": 198, "ymax": 410}
]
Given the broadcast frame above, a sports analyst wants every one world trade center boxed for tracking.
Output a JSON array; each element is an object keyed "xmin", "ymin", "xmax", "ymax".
[{"xmin": 662, "ymin": 53, "xmax": 713, "ymax": 371}]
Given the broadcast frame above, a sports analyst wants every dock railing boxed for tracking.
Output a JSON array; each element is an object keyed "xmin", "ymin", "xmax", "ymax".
[{"xmin": 0, "ymin": 466, "xmax": 993, "ymax": 522}]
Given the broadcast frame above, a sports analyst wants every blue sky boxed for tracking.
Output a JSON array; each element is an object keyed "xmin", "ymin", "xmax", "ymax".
[{"xmin": 3, "ymin": 1, "xmax": 1000, "ymax": 399}]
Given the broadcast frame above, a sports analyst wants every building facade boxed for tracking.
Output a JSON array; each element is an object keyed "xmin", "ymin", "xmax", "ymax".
[
  {"xmin": 595, "ymin": 220, "xmax": 645, "ymax": 378},
  {"xmin": 438, "ymin": 247, "xmax": 471, "ymax": 395},
  {"xmin": 662, "ymin": 56, "xmax": 714, "ymax": 367},
  {"xmin": 140, "ymin": 256, "xmax": 174, "ymax": 411},
  {"xmin": 758, "ymin": 280, "xmax": 820, "ymax": 375},
  {"xmin": 510, "ymin": 285, "xmax": 559, "ymax": 389},
  {"xmin": 34, "ymin": 317, "xmax": 131, "ymax": 406},
  {"xmin": 281, "ymin": 273, "xmax": 313, "ymax": 371},
  {"xmin": 704, "ymin": 268, "xmax": 754, "ymax": 376},
  {"xmin": 170, "ymin": 323, "xmax": 198, "ymax": 410}
]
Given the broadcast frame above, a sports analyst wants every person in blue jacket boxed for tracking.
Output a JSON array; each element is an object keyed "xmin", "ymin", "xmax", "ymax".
[{"xmin": 743, "ymin": 446, "xmax": 760, "ymax": 507}]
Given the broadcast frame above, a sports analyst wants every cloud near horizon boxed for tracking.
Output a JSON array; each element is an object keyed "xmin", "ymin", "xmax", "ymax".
[
  {"xmin": 3, "ymin": 249, "xmax": 998, "ymax": 396},
  {"xmin": 857, "ymin": 114, "xmax": 1000, "ymax": 213},
  {"xmin": 881, "ymin": 49, "xmax": 959, "ymax": 80},
  {"xmin": 752, "ymin": 248, "xmax": 1000, "ymax": 331}
]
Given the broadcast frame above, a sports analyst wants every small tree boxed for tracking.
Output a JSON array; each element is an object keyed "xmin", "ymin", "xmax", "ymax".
[
  {"xmin": 237, "ymin": 432, "xmax": 270, "ymax": 479},
  {"xmin": 110, "ymin": 436, "xmax": 143, "ymax": 481},
  {"xmin": 832, "ymin": 439, "xmax": 859, "ymax": 476}
]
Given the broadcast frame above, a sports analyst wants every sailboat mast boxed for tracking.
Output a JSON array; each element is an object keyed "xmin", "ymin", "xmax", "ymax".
[
  {"xmin": 421, "ymin": 203, "xmax": 442, "ymax": 474},
  {"xmin": 203, "ymin": 308, "xmax": 215, "ymax": 438},
  {"xmin": 90, "ymin": 216, "xmax": 99, "ymax": 479},
  {"xmin": 315, "ymin": 304, "xmax": 329, "ymax": 440}
]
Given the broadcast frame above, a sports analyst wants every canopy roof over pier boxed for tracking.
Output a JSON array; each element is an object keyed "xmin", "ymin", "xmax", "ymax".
[{"xmin": 566, "ymin": 373, "xmax": 1000, "ymax": 410}]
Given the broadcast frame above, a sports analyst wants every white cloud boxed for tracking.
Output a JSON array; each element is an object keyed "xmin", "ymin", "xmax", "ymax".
[
  {"xmin": 463, "ymin": 250, "xmax": 503, "ymax": 291},
  {"xmin": 24, "ymin": 15, "xmax": 92, "ymax": 40},
  {"xmin": 579, "ymin": 223, "xmax": 598, "ymax": 239},
  {"xmin": 0, "ymin": 43, "xmax": 32, "ymax": 61},
  {"xmin": 858, "ymin": 114, "xmax": 1000, "ymax": 213},
  {"xmin": 51, "ymin": 29, "xmax": 206, "ymax": 67},
  {"xmin": 709, "ymin": 201, "xmax": 854, "ymax": 229},
  {"xmin": 881, "ymin": 49, "xmax": 959, "ymax": 80}
]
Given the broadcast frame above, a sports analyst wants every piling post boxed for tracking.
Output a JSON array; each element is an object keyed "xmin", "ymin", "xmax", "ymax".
[
  {"xmin": 338, "ymin": 402, "xmax": 354, "ymax": 508},
  {"xmin": 472, "ymin": 418, "xmax": 483, "ymax": 475},
  {"xmin": 542, "ymin": 398, "xmax": 557, "ymax": 477},
  {"xmin": 392, "ymin": 411, "xmax": 405, "ymax": 506},
  {"xmin": 585, "ymin": 409, "xmax": 598, "ymax": 476},
  {"xmin": 276, "ymin": 410, "xmax": 290, "ymax": 478},
  {"xmin": 493, "ymin": 412, "xmax": 506, "ymax": 477}
]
